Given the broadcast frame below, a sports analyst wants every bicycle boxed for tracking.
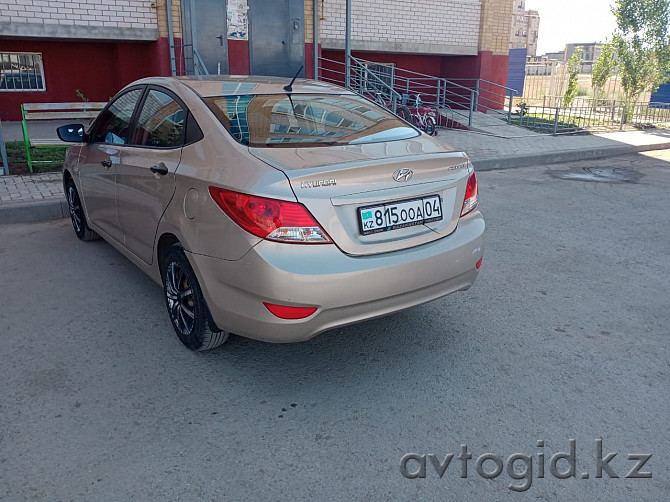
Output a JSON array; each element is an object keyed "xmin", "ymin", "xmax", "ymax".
[
  {"xmin": 407, "ymin": 94, "xmax": 437, "ymax": 136},
  {"xmin": 373, "ymin": 91, "xmax": 412, "ymax": 123}
]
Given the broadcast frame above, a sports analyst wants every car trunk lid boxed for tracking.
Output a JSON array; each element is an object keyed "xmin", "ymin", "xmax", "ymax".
[{"xmin": 249, "ymin": 140, "xmax": 473, "ymax": 256}]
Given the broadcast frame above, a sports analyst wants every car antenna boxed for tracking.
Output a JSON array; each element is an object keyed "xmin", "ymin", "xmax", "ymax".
[{"xmin": 283, "ymin": 65, "xmax": 304, "ymax": 93}]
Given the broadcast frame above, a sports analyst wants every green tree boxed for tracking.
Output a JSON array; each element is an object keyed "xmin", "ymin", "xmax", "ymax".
[
  {"xmin": 591, "ymin": 42, "xmax": 616, "ymax": 104},
  {"xmin": 611, "ymin": 0, "xmax": 670, "ymax": 116},
  {"xmin": 563, "ymin": 49, "xmax": 583, "ymax": 107}
]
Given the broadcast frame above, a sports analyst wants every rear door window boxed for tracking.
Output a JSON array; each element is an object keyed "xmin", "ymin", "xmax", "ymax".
[{"xmin": 132, "ymin": 89, "xmax": 186, "ymax": 148}]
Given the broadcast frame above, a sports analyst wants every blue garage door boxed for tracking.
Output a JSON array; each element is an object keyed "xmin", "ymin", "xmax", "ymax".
[
  {"xmin": 506, "ymin": 48, "xmax": 527, "ymax": 96},
  {"xmin": 650, "ymin": 81, "xmax": 670, "ymax": 107}
]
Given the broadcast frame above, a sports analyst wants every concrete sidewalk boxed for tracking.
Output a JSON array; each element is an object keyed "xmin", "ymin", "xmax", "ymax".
[
  {"xmin": 0, "ymin": 172, "xmax": 69, "ymax": 224},
  {"xmin": 434, "ymin": 127, "xmax": 670, "ymax": 170},
  {"xmin": 1, "ymin": 120, "xmax": 669, "ymax": 224}
]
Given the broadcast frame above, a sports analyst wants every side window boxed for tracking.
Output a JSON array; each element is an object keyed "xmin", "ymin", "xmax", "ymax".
[
  {"xmin": 133, "ymin": 89, "xmax": 185, "ymax": 148},
  {"xmin": 92, "ymin": 88, "xmax": 143, "ymax": 144}
]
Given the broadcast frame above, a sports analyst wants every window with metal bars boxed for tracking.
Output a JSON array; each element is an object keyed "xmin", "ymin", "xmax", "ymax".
[{"xmin": 0, "ymin": 52, "xmax": 46, "ymax": 91}]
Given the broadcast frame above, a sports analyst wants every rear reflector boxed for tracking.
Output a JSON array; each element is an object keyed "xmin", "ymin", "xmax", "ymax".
[
  {"xmin": 460, "ymin": 172, "xmax": 479, "ymax": 217},
  {"xmin": 209, "ymin": 186, "xmax": 332, "ymax": 244},
  {"xmin": 263, "ymin": 302, "xmax": 318, "ymax": 320},
  {"xmin": 476, "ymin": 257, "xmax": 483, "ymax": 269}
]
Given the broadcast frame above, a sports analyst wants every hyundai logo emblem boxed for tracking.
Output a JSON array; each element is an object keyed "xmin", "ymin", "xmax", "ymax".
[{"xmin": 393, "ymin": 168, "xmax": 413, "ymax": 182}]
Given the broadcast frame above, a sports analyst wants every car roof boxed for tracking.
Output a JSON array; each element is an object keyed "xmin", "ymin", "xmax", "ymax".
[{"xmin": 130, "ymin": 75, "xmax": 355, "ymax": 97}]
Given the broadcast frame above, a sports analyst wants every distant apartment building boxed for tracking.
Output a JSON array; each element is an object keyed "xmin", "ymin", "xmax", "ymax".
[
  {"xmin": 510, "ymin": 0, "xmax": 539, "ymax": 56},
  {"xmin": 552, "ymin": 43, "xmax": 603, "ymax": 73},
  {"xmin": 565, "ymin": 42, "xmax": 602, "ymax": 63},
  {"xmin": 544, "ymin": 51, "xmax": 566, "ymax": 61}
]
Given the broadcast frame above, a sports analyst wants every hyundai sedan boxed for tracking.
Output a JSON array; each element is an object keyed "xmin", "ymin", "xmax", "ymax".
[{"xmin": 58, "ymin": 76, "xmax": 484, "ymax": 351}]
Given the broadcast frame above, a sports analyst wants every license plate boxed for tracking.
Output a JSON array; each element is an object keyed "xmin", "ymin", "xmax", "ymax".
[{"xmin": 358, "ymin": 195, "xmax": 443, "ymax": 235}]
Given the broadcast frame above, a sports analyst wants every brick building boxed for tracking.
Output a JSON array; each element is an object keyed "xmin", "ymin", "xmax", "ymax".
[
  {"xmin": 509, "ymin": 0, "xmax": 539, "ymax": 57},
  {"xmin": 0, "ymin": 0, "xmax": 169, "ymax": 120},
  {"xmin": 0, "ymin": 0, "xmax": 515, "ymax": 120},
  {"xmin": 321, "ymin": 0, "xmax": 515, "ymax": 95}
]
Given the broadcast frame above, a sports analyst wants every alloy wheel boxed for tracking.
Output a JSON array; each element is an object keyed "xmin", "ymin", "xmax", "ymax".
[
  {"xmin": 67, "ymin": 185, "xmax": 82, "ymax": 233},
  {"xmin": 165, "ymin": 261, "xmax": 196, "ymax": 336}
]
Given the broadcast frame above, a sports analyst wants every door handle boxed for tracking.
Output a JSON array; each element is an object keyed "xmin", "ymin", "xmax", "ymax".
[
  {"xmin": 216, "ymin": 34, "xmax": 224, "ymax": 46},
  {"xmin": 101, "ymin": 160, "xmax": 112, "ymax": 168},
  {"xmin": 150, "ymin": 164, "xmax": 169, "ymax": 176}
]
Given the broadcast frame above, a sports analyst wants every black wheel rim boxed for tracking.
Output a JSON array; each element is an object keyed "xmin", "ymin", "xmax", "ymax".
[
  {"xmin": 67, "ymin": 185, "xmax": 82, "ymax": 233},
  {"xmin": 165, "ymin": 262, "xmax": 195, "ymax": 336}
]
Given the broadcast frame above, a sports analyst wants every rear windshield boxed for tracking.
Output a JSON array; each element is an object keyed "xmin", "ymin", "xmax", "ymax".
[{"xmin": 203, "ymin": 93, "xmax": 419, "ymax": 147}]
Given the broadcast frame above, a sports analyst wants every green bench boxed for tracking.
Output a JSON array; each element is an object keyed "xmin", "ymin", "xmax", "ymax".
[{"xmin": 21, "ymin": 101, "xmax": 106, "ymax": 172}]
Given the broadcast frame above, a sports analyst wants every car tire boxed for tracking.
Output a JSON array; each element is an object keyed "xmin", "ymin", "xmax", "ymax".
[
  {"xmin": 163, "ymin": 244, "xmax": 229, "ymax": 351},
  {"xmin": 66, "ymin": 179, "xmax": 100, "ymax": 241}
]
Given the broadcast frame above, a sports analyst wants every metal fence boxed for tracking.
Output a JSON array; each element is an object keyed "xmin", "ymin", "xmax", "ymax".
[
  {"xmin": 316, "ymin": 55, "xmax": 670, "ymax": 135},
  {"xmin": 511, "ymin": 100, "xmax": 670, "ymax": 134},
  {"xmin": 520, "ymin": 63, "xmax": 650, "ymax": 107}
]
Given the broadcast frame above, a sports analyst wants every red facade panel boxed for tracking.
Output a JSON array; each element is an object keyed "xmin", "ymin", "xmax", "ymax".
[{"xmin": 0, "ymin": 38, "xmax": 169, "ymax": 121}]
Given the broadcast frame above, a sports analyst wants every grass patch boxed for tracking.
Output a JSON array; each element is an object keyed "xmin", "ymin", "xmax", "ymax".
[
  {"xmin": 3, "ymin": 141, "xmax": 66, "ymax": 174},
  {"xmin": 509, "ymin": 113, "xmax": 583, "ymax": 132}
]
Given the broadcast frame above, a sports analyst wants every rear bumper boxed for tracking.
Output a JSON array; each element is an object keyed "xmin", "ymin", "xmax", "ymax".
[{"xmin": 187, "ymin": 211, "xmax": 485, "ymax": 342}]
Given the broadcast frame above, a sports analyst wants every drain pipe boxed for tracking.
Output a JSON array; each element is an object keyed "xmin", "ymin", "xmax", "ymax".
[
  {"xmin": 313, "ymin": 0, "xmax": 319, "ymax": 79},
  {"xmin": 166, "ymin": 0, "xmax": 177, "ymax": 76},
  {"xmin": 345, "ymin": 0, "xmax": 351, "ymax": 89}
]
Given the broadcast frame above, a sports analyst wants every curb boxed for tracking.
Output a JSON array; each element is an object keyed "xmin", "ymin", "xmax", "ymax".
[
  {"xmin": 473, "ymin": 141, "xmax": 670, "ymax": 171},
  {"xmin": 0, "ymin": 198, "xmax": 68, "ymax": 225}
]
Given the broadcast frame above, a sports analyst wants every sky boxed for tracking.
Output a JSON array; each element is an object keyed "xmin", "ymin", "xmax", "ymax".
[{"xmin": 524, "ymin": 0, "xmax": 618, "ymax": 55}]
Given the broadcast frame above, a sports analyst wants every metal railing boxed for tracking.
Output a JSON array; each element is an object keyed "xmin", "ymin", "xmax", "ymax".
[
  {"xmin": 172, "ymin": 43, "xmax": 209, "ymax": 76},
  {"xmin": 318, "ymin": 56, "xmax": 403, "ymax": 113},
  {"xmin": 542, "ymin": 95, "xmax": 670, "ymax": 114},
  {"xmin": 447, "ymin": 78, "xmax": 518, "ymax": 123},
  {"xmin": 317, "ymin": 55, "xmax": 529, "ymax": 130},
  {"xmin": 521, "ymin": 66, "xmax": 653, "ymax": 108},
  {"xmin": 389, "ymin": 73, "xmax": 477, "ymax": 128},
  {"xmin": 511, "ymin": 100, "xmax": 670, "ymax": 134},
  {"xmin": 171, "ymin": 0, "xmax": 209, "ymax": 77},
  {"xmin": 317, "ymin": 56, "xmax": 479, "ymax": 128}
]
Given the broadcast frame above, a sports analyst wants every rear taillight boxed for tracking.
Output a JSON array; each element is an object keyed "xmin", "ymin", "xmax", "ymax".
[
  {"xmin": 209, "ymin": 187, "xmax": 332, "ymax": 244},
  {"xmin": 460, "ymin": 172, "xmax": 479, "ymax": 217}
]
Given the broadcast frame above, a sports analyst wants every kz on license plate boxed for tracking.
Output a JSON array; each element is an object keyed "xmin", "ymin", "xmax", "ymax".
[{"xmin": 358, "ymin": 195, "xmax": 443, "ymax": 235}]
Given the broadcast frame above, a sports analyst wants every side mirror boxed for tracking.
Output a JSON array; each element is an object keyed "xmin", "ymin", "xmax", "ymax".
[{"xmin": 57, "ymin": 124, "xmax": 85, "ymax": 142}]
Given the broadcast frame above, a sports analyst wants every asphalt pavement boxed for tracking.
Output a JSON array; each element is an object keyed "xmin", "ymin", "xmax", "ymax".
[{"xmin": 1, "ymin": 151, "xmax": 668, "ymax": 500}]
